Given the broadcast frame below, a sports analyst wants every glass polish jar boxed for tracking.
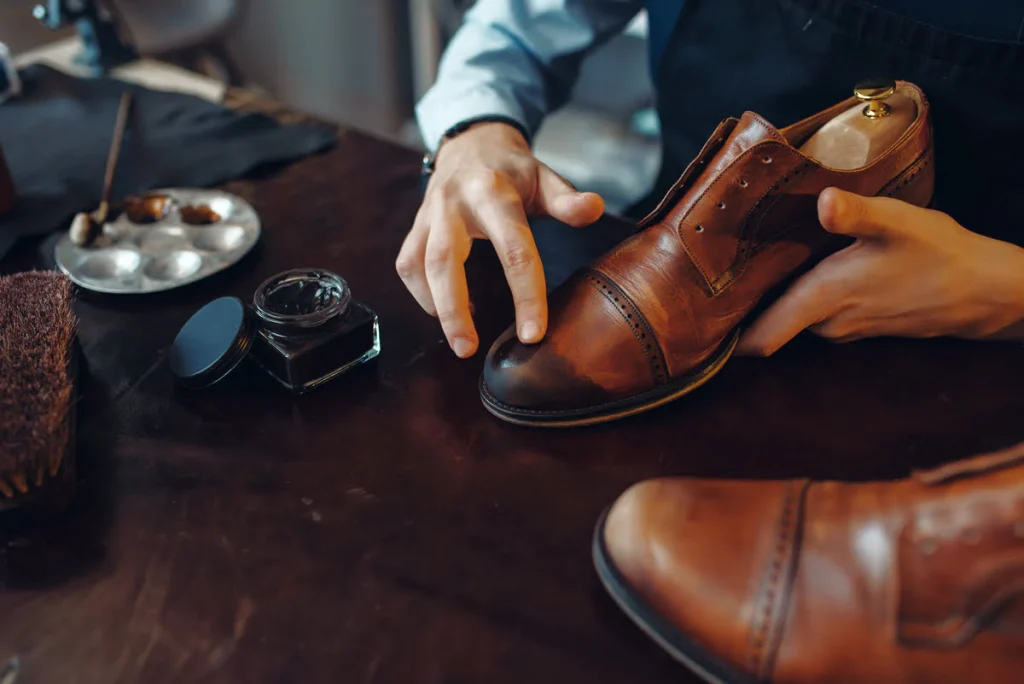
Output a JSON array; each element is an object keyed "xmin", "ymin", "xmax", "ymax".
[
  {"xmin": 169, "ymin": 269, "xmax": 380, "ymax": 393},
  {"xmin": 249, "ymin": 269, "xmax": 380, "ymax": 392}
]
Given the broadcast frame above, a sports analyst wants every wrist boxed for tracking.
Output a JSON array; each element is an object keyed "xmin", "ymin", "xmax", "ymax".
[
  {"xmin": 974, "ymin": 238, "xmax": 1024, "ymax": 340},
  {"xmin": 424, "ymin": 117, "xmax": 529, "ymax": 175}
]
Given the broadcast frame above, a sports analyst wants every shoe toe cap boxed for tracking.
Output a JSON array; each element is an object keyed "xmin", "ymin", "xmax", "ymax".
[
  {"xmin": 481, "ymin": 273, "xmax": 660, "ymax": 417},
  {"xmin": 602, "ymin": 478, "xmax": 801, "ymax": 671},
  {"xmin": 482, "ymin": 325, "xmax": 609, "ymax": 413}
]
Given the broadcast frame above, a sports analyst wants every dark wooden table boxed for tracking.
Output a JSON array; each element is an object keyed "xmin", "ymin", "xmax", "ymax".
[{"xmin": 1, "ymin": 125, "xmax": 1022, "ymax": 684}]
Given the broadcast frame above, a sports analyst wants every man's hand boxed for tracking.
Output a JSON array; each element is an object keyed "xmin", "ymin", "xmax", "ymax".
[
  {"xmin": 737, "ymin": 188, "xmax": 1024, "ymax": 356},
  {"xmin": 397, "ymin": 123, "xmax": 605, "ymax": 358}
]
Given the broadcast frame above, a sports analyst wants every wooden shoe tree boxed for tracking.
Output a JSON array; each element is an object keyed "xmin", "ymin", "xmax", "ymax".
[{"xmin": 798, "ymin": 80, "xmax": 917, "ymax": 170}]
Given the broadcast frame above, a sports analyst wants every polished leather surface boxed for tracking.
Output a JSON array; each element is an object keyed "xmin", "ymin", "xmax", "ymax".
[
  {"xmin": 603, "ymin": 442, "xmax": 1024, "ymax": 683},
  {"xmin": 1, "ymin": 118, "xmax": 1022, "ymax": 684},
  {"xmin": 483, "ymin": 83, "xmax": 934, "ymax": 418}
]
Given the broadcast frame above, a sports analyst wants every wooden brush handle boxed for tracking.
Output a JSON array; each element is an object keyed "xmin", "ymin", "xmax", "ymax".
[{"xmin": 98, "ymin": 92, "xmax": 133, "ymax": 221}]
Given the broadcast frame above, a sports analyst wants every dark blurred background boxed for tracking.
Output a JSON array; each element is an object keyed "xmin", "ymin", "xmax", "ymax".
[{"xmin": 0, "ymin": 0, "xmax": 659, "ymax": 213}]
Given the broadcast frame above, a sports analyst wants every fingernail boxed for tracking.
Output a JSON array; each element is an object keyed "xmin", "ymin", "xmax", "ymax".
[
  {"xmin": 520, "ymin": 321, "xmax": 540, "ymax": 343},
  {"xmin": 453, "ymin": 337, "xmax": 475, "ymax": 358}
]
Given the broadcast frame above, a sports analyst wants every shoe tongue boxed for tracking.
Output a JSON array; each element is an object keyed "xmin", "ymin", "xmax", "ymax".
[{"xmin": 706, "ymin": 111, "xmax": 788, "ymax": 176}]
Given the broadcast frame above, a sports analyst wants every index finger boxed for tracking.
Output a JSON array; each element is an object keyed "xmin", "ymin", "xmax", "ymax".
[
  {"xmin": 735, "ymin": 263, "xmax": 846, "ymax": 357},
  {"xmin": 423, "ymin": 206, "xmax": 477, "ymax": 356},
  {"xmin": 472, "ymin": 195, "xmax": 547, "ymax": 344}
]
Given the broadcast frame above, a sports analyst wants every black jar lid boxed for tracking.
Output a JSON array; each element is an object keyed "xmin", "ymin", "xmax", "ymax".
[{"xmin": 169, "ymin": 296, "xmax": 254, "ymax": 388}]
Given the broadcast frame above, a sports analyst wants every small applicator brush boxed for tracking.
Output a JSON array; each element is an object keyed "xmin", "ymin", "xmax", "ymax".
[
  {"xmin": 0, "ymin": 271, "xmax": 78, "ymax": 511},
  {"xmin": 70, "ymin": 91, "xmax": 132, "ymax": 247}
]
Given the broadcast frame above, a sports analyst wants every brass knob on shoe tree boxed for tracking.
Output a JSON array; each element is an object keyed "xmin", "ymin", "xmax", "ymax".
[{"xmin": 854, "ymin": 78, "xmax": 896, "ymax": 118}]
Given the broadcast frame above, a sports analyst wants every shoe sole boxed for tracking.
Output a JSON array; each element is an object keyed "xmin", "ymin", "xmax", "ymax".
[
  {"xmin": 479, "ymin": 327, "xmax": 740, "ymax": 428},
  {"xmin": 592, "ymin": 509, "xmax": 755, "ymax": 684}
]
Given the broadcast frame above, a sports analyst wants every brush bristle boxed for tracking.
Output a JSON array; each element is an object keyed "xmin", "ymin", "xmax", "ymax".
[{"xmin": 0, "ymin": 272, "xmax": 77, "ymax": 497}]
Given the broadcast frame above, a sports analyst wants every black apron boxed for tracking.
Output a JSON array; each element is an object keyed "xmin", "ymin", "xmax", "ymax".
[{"xmin": 534, "ymin": 0, "xmax": 1024, "ymax": 288}]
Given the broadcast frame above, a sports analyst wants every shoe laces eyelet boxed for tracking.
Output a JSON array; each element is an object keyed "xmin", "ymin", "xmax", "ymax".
[
  {"xmin": 762, "ymin": 155, "xmax": 773, "ymax": 164},
  {"xmin": 695, "ymin": 225, "xmax": 704, "ymax": 233},
  {"xmin": 717, "ymin": 201, "xmax": 726, "ymax": 210},
  {"xmin": 738, "ymin": 179, "xmax": 748, "ymax": 187}
]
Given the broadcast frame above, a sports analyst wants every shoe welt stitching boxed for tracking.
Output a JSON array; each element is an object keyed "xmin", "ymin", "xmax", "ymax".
[
  {"xmin": 583, "ymin": 269, "xmax": 669, "ymax": 385},
  {"xmin": 878, "ymin": 150, "xmax": 932, "ymax": 198},
  {"xmin": 746, "ymin": 479, "xmax": 811, "ymax": 679}
]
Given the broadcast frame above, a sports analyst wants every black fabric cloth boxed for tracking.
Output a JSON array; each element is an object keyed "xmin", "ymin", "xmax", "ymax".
[{"xmin": 0, "ymin": 64, "xmax": 337, "ymax": 259}]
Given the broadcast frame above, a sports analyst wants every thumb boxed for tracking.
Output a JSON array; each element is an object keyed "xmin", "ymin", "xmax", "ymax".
[
  {"xmin": 535, "ymin": 166, "xmax": 604, "ymax": 227},
  {"xmin": 818, "ymin": 187, "xmax": 912, "ymax": 241}
]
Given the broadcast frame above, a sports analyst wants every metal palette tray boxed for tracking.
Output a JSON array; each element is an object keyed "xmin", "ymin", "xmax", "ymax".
[{"xmin": 55, "ymin": 188, "xmax": 261, "ymax": 294}]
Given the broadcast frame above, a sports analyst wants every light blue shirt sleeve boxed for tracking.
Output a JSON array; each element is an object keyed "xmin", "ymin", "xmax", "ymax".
[{"xmin": 416, "ymin": 0, "xmax": 644, "ymax": 152}]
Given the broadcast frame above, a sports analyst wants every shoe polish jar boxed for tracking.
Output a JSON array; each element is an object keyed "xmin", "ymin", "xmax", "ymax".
[{"xmin": 169, "ymin": 268, "xmax": 380, "ymax": 393}]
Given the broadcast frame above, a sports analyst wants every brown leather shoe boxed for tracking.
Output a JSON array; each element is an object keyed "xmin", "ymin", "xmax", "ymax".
[
  {"xmin": 594, "ymin": 443, "xmax": 1024, "ymax": 683},
  {"xmin": 481, "ymin": 81, "xmax": 934, "ymax": 427}
]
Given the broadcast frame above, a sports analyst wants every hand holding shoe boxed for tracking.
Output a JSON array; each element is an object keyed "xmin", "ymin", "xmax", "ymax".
[{"xmin": 738, "ymin": 188, "xmax": 1024, "ymax": 356}]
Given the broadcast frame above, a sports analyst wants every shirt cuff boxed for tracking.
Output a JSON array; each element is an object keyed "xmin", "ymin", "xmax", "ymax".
[{"xmin": 416, "ymin": 84, "xmax": 533, "ymax": 153}]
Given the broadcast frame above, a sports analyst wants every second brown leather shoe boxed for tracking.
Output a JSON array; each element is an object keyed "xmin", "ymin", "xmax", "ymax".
[
  {"xmin": 482, "ymin": 81, "xmax": 934, "ymax": 427},
  {"xmin": 594, "ymin": 442, "xmax": 1024, "ymax": 683}
]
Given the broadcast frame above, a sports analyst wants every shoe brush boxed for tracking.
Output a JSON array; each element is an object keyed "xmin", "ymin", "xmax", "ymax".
[
  {"xmin": 0, "ymin": 271, "xmax": 78, "ymax": 512},
  {"xmin": 69, "ymin": 91, "xmax": 132, "ymax": 247}
]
